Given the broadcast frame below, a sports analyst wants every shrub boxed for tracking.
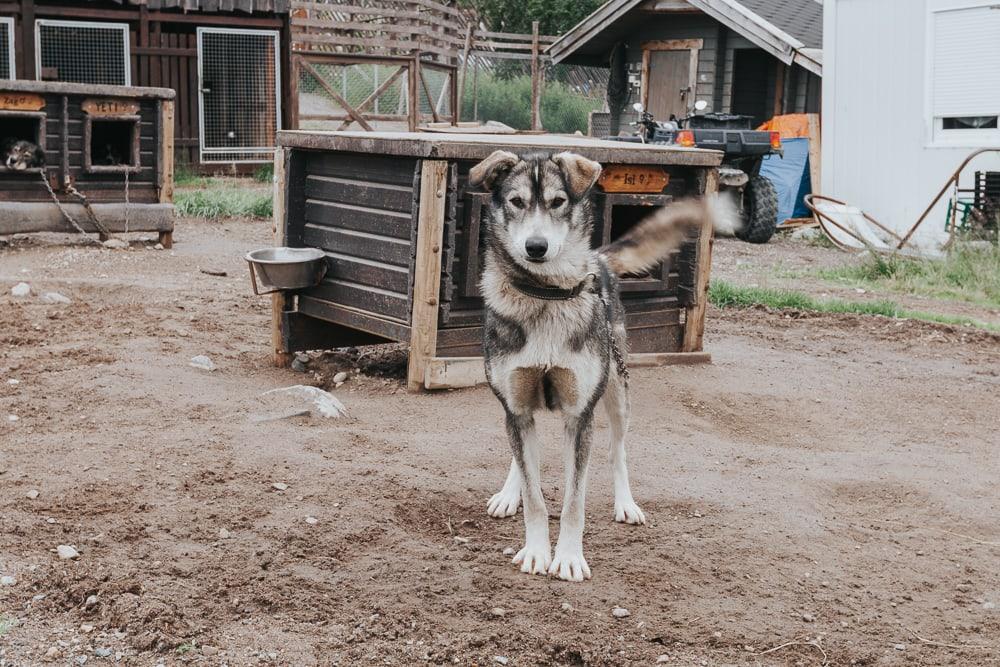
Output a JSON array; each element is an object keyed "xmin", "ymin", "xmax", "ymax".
[{"xmin": 462, "ymin": 73, "xmax": 601, "ymax": 134}]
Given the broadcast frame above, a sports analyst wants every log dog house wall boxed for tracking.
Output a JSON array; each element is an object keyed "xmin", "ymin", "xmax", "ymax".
[{"xmin": 0, "ymin": 79, "xmax": 175, "ymax": 245}]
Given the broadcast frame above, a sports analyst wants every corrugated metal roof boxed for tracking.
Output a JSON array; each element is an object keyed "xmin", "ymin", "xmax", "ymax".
[
  {"xmin": 737, "ymin": 0, "xmax": 822, "ymax": 49},
  {"xmin": 106, "ymin": 0, "xmax": 290, "ymax": 13}
]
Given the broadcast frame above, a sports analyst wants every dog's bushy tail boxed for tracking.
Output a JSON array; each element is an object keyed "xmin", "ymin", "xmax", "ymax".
[{"xmin": 599, "ymin": 196, "xmax": 740, "ymax": 276}]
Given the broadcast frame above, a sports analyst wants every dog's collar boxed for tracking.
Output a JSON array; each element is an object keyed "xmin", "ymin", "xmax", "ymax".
[{"xmin": 509, "ymin": 273, "xmax": 596, "ymax": 301}]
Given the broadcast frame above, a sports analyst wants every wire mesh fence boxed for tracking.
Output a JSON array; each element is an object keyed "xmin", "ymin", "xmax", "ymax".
[
  {"xmin": 460, "ymin": 55, "xmax": 609, "ymax": 134},
  {"xmin": 198, "ymin": 28, "xmax": 280, "ymax": 163},
  {"xmin": 36, "ymin": 20, "xmax": 130, "ymax": 85},
  {"xmin": 299, "ymin": 60, "xmax": 410, "ymax": 130},
  {"xmin": 0, "ymin": 18, "xmax": 13, "ymax": 80},
  {"xmin": 297, "ymin": 58, "xmax": 454, "ymax": 131}
]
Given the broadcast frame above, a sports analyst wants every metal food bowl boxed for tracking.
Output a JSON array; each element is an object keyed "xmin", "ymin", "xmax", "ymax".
[{"xmin": 245, "ymin": 247, "xmax": 328, "ymax": 295}]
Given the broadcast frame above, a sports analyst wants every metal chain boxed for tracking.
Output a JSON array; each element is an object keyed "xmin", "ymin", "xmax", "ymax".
[
  {"xmin": 65, "ymin": 182, "xmax": 114, "ymax": 239},
  {"xmin": 39, "ymin": 171, "xmax": 95, "ymax": 240},
  {"xmin": 123, "ymin": 169, "xmax": 130, "ymax": 235},
  {"xmin": 598, "ymin": 291, "xmax": 630, "ymax": 383}
]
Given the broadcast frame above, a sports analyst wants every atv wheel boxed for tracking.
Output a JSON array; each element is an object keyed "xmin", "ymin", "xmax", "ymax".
[{"xmin": 735, "ymin": 175, "xmax": 779, "ymax": 244}]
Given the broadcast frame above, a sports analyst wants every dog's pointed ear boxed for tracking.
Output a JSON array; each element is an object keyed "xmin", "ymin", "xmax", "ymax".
[
  {"xmin": 551, "ymin": 152, "xmax": 602, "ymax": 199},
  {"xmin": 469, "ymin": 150, "xmax": 519, "ymax": 191}
]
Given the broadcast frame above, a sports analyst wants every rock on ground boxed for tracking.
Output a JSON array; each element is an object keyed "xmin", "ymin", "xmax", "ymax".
[
  {"xmin": 11, "ymin": 282, "xmax": 31, "ymax": 297},
  {"xmin": 189, "ymin": 355, "xmax": 216, "ymax": 371}
]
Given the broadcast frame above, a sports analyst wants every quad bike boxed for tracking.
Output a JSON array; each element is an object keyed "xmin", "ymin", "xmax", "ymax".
[{"xmin": 608, "ymin": 100, "xmax": 783, "ymax": 244}]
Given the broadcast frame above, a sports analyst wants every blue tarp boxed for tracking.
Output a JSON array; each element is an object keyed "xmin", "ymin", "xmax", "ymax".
[{"xmin": 760, "ymin": 137, "xmax": 811, "ymax": 225}]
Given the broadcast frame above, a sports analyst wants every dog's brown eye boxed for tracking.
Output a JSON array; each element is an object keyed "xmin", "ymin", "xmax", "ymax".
[
  {"xmin": 550, "ymin": 197, "xmax": 566, "ymax": 208},
  {"xmin": 509, "ymin": 196, "xmax": 525, "ymax": 209}
]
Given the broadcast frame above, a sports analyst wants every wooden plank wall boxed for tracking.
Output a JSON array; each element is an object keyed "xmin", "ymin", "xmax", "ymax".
[
  {"xmin": 0, "ymin": 90, "xmax": 160, "ymax": 203},
  {"xmin": 296, "ymin": 151, "xmax": 419, "ymax": 324}
]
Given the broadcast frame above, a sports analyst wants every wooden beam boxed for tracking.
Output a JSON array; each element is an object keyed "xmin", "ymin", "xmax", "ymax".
[
  {"xmin": 681, "ymin": 168, "xmax": 718, "ymax": 352},
  {"xmin": 530, "ymin": 21, "xmax": 541, "ymax": 132},
  {"xmin": 158, "ymin": 101, "xmax": 175, "ymax": 197},
  {"xmin": 456, "ymin": 25, "xmax": 473, "ymax": 122},
  {"xmin": 271, "ymin": 148, "xmax": 292, "ymax": 368},
  {"xmin": 299, "ymin": 60, "xmax": 375, "ymax": 132},
  {"xmin": 407, "ymin": 159, "xmax": 449, "ymax": 392},
  {"xmin": 423, "ymin": 352, "xmax": 712, "ymax": 390},
  {"xmin": 639, "ymin": 39, "xmax": 705, "ymax": 51},
  {"xmin": 418, "ymin": 68, "xmax": 441, "ymax": 123},
  {"xmin": 408, "ymin": 56, "xmax": 419, "ymax": 132},
  {"xmin": 806, "ymin": 113, "xmax": 821, "ymax": 197},
  {"xmin": 773, "ymin": 61, "xmax": 786, "ymax": 117},
  {"xmin": 336, "ymin": 65, "xmax": 405, "ymax": 131}
]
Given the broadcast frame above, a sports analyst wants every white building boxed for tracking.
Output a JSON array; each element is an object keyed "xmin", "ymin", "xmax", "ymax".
[{"xmin": 822, "ymin": 0, "xmax": 1000, "ymax": 249}]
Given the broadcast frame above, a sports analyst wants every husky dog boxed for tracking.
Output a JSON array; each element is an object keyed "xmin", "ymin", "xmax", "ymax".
[
  {"xmin": 469, "ymin": 150, "xmax": 732, "ymax": 582},
  {"xmin": 2, "ymin": 139, "xmax": 45, "ymax": 171}
]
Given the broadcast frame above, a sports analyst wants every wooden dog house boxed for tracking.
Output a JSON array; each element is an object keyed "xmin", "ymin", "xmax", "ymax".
[
  {"xmin": 270, "ymin": 131, "xmax": 722, "ymax": 391},
  {"xmin": 0, "ymin": 79, "xmax": 175, "ymax": 245}
]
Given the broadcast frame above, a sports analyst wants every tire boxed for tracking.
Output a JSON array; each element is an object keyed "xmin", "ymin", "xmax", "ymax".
[{"xmin": 735, "ymin": 175, "xmax": 779, "ymax": 244}]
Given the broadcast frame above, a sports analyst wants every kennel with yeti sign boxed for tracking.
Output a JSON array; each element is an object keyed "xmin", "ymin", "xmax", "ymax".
[
  {"xmin": 0, "ymin": 79, "xmax": 175, "ymax": 246},
  {"xmin": 269, "ymin": 131, "xmax": 722, "ymax": 391}
]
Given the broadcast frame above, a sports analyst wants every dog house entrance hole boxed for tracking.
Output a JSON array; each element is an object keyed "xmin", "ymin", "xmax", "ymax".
[
  {"xmin": 0, "ymin": 113, "xmax": 45, "ymax": 172},
  {"xmin": 599, "ymin": 194, "xmax": 676, "ymax": 290},
  {"xmin": 87, "ymin": 118, "xmax": 139, "ymax": 171}
]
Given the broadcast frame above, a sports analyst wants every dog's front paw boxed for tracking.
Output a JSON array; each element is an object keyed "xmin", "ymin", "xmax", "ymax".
[
  {"xmin": 548, "ymin": 547, "xmax": 591, "ymax": 582},
  {"xmin": 487, "ymin": 488, "xmax": 520, "ymax": 518},
  {"xmin": 614, "ymin": 499, "xmax": 646, "ymax": 525},
  {"xmin": 512, "ymin": 544, "xmax": 551, "ymax": 575}
]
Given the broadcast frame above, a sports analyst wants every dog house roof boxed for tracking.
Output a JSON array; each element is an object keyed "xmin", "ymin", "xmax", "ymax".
[
  {"xmin": 1, "ymin": 78, "xmax": 176, "ymax": 100},
  {"xmin": 106, "ymin": 0, "xmax": 290, "ymax": 12}
]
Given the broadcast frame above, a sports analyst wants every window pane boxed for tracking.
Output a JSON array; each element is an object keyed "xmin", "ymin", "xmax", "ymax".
[{"xmin": 942, "ymin": 116, "xmax": 999, "ymax": 130}]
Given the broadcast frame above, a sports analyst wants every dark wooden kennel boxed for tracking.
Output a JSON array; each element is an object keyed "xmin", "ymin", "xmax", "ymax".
[
  {"xmin": 0, "ymin": 79, "xmax": 175, "ymax": 245},
  {"xmin": 270, "ymin": 131, "xmax": 722, "ymax": 391}
]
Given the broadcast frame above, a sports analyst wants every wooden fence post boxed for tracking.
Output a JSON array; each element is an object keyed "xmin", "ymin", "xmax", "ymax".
[
  {"xmin": 457, "ymin": 25, "xmax": 474, "ymax": 123},
  {"xmin": 271, "ymin": 148, "xmax": 292, "ymax": 368},
  {"xmin": 530, "ymin": 20, "xmax": 542, "ymax": 131},
  {"xmin": 682, "ymin": 168, "xmax": 718, "ymax": 353},
  {"xmin": 407, "ymin": 160, "xmax": 449, "ymax": 392}
]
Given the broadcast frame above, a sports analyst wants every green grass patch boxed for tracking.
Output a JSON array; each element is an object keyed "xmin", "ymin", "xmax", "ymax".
[
  {"xmin": 708, "ymin": 279, "xmax": 998, "ymax": 332},
  {"xmin": 175, "ymin": 185, "xmax": 272, "ymax": 220},
  {"xmin": 174, "ymin": 164, "xmax": 219, "ymax": 188},
  {"xmin": 815, "ymin": 246, "xmax": 1000, "ymax": 309},
  {"xmin": 253, "ymin": 163, "xmax": 274, "ymax": 183}
]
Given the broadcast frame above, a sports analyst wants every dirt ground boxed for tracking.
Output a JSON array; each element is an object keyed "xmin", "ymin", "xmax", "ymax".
[{"xmin": 1, "ymin": 217, "xmax": 999, "ymax": 667}]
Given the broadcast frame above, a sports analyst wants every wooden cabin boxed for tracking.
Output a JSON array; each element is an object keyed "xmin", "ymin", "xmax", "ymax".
[
  {"xmin": 548, "ymin": 0, "xmax": 823, "ymax": 136},
  {"xmin": 0, "ymin": 0, "xmax": 291, "ymax": 170}
]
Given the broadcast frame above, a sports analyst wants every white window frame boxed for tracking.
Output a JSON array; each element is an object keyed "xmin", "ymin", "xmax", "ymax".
[
  {"xmin": 0, "ymin": 16, "xmax": 14, "ymax": 80},
  {"xmin": 196, "ymin": 27, "xmax": 282, "ymax": 164},
  {"xmin": 925, "ymin": 0, "xmax": 1000, "ymax": 147},
  {"xmin": 34, "ymin": 19, "xmax": 131, "ymax": 86}
]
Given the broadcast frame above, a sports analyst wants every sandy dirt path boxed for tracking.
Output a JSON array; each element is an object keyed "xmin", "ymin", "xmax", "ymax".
[{"xmin": 1, "ymin": 219, "xmax": 998, "ymax": 666}]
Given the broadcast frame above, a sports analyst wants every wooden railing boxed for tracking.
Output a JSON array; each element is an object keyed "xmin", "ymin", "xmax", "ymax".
[{"xmin": 291, "ymin": 0, "xmax": 468, "ymax": 63}]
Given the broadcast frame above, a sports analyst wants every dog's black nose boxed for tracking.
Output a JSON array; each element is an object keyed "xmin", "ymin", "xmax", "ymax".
[{"xmin": 525, "ymin": 237, "xmax": 548, "ymax": 259}]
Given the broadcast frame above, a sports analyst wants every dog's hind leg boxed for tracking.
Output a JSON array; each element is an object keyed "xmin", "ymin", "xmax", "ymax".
[
  {"xmin": 604, "ymin": 373, "xmax": 646, "ymax": 525},
  {"xmin": 506, "ymin": 412, "xmax": 551, "ymax": 575},
  {"xmin": 549, "ymin": 412, "xmax": 595, "ymax": 582},
  {"xmin": 487, "ymin": 457, "xmax": 521, "ymax": 518}
]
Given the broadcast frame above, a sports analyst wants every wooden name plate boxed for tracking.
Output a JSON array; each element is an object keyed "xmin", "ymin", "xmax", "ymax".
[
  {"xmin": 0, "ymin": 93, "xmax": 45, "ymax": 112},
  {"xmin": 82, "ymin": 98, "xmax": 140, "ymax": 116},
  {"xmin": 598, "ymin": 164, "xmax": 669, "ymax": 193}
]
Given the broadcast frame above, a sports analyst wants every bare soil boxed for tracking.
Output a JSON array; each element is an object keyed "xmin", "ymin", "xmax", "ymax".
[{"xmin": 1, "ymin": 219, "xmax": 999, "ymax": 666}]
